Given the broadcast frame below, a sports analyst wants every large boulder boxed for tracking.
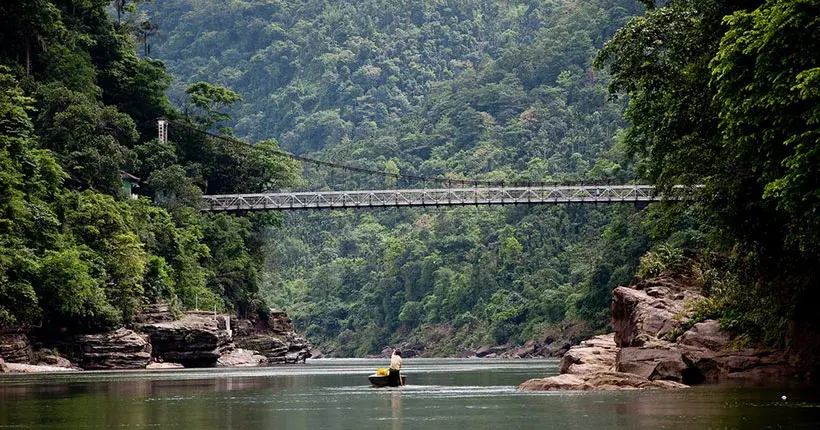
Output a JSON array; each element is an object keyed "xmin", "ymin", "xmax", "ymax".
[
  {"xmin": 141, "ymin": 314, "xmax": 233, "ymax": 367},
  {"xmin": 616, "ymin": 344, "xmax": 689, "ymax": 383},
  {"xmin": 0, "ymin": 333, "xmax": 34, "ymax": 363},
  {"xmin": 236, "ymin": 332, "xmax": 289, "ymax": 362},
  {"xmin": 37, "ymin": 352, "xmax": 74, "ymax": 368},
  {"xmin": 282, "ymin": 333, "xmax": 311, "ymax": 364},
  {"xmin": 68, "ymin": 328, "xmax": 152, "ymax": 370},
  {"xmin": 518, "ymin": 371, "xmax": 687, "ymax": 391},
  {"xmin": 678, "ymin": 320, "xmax": 732, "ymax": 350},
  {"xmin": 0, "ymin": 356, "xmax": 8, "ymax": 373},
  {"xmin": 309, "ymin": 348, "xmax": 324, "ymax": 359},
  {"xmin": 232, "ymin": 310, "xmax": 311, "ymax": 364},
  {"xmin": 679, "ymin": 346, "xmax": 794, "ymax": 383},
  {"xmin": 611, "ymin": 277, "xmax": 704, "ymax": 347},
  {"xmin": 133, "ymin": 303, "xmax": 175, "ymax": 325},
  {"xmin": 675, "ymin": 320, "xmax": 795, "ymax": 383},
  {"xmin": 518, "ymin": 374, "xmax": 588, "ymax": 390},
  {"xmin": 559, "ymin": 334, "xmax": 618, "ymax": 375},
  {"xmin": 541, "ymin": 340, "xmax": 572, "ymax": 358},
  {"xmin": 146, "ymin": 362, "xmax": 184, "ymax": 369},
  {"xmin": 217, "ymin": 348, "xmax": 268, "ymax": 367}
]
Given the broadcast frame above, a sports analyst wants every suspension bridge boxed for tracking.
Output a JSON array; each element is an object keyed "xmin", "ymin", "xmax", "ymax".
[{"xmin": 158, "ymin": 120, "xmax": 696, "ymax": 211}]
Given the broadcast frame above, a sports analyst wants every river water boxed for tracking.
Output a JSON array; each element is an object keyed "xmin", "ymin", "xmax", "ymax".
[{"xmin": 1, "ymin": 358, "xmax": 819, "ymax": 429}]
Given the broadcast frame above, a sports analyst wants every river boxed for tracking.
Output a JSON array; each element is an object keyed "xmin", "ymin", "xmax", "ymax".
[{"xmin": 1, "ymin": 358, "xmax": 819, "ymax": 428}]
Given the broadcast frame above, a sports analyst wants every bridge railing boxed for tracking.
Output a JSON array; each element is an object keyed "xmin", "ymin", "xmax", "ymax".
[{"xmin": 200, "ymin": 185, "xmax": 696, "ymax": 211}]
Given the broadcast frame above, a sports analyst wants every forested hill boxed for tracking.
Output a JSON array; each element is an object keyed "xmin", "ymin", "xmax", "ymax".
[
  {"xmin": 146, "ymin": 0, "xmax": 642, "ymax": 155},
  {"xmin": 0, "ymin": 1, "xmax": 298, "ymax": 334},
  {"xmin": 143, "ymin": 0, "xmax": 659, "ymax": 356}
]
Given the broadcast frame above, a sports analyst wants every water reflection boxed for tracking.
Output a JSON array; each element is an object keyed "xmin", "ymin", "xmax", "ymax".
[
  {"xmin": 392, "ymin": 389, "xmax": 403, "ymax": 430},
  {"xmin": 0, "ymin": 374, "xmax": 299, "ymax": 398},
  {"xmin": 1, "ymin": 359, "xmax": 819, "ymax": 429}
]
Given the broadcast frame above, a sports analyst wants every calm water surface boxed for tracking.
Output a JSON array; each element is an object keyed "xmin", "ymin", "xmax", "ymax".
[{"xmin": 1, "ymin": 358, "xmax": 819, "ymax": 429}]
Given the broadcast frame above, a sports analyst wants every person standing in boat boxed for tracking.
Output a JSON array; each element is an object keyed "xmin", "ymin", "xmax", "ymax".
[{"xmin": 388, "ymin": 349, "xmax": 404, "ymax": 387}]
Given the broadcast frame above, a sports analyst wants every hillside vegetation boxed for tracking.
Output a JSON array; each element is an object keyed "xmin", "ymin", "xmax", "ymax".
[
  {"xmin": 145, "ymin": 0, "xmax": 665, "ymax": 355},
  {"xmin": 0, "ymin": 0, "xmax": 295, "ymax": 334},
  {"xmin": 4, "ymin": 0, "xmax": 815, "ymax": 361}
]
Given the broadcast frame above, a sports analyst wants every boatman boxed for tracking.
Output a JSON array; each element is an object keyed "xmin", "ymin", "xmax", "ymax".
[{"xmin": 388, "ymin": 349, "xmax": 403, "ymax": 387}]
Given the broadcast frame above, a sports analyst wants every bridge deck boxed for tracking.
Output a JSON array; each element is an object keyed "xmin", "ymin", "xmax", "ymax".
[{"xmin": 201, "ymin": 185, "xmax": 688, "ymax": 211}]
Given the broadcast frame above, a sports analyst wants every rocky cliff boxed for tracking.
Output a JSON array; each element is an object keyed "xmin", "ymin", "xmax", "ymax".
[
  {"xmin": 0, "ymin": 306, "xmax": 311, "ymax": 372},
  {"xmin": 232, "ymin": 310, "xmax": 311, "ymax": 364},
  {"xmin": 519, "ymin": 276, "xmax": 805, "ymax": 391}
]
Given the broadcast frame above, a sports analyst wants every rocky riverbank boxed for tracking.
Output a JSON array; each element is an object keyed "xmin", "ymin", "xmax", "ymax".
[
  {"xmin": 0, "ymin": 306, "xmax": 310, "ymax": 373},
  {"xmin": 359, "ymin": 322, "xmax": 591, "ymax": 360},
  {"xmin": 519, "ymin": 276, "xmax": 805, "ymax": 391}
]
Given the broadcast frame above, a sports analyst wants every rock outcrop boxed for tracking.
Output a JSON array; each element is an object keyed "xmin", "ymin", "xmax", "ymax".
[
  {"xmin": 4, "ymin": 363, "xmax": 75, "ymax": 373},
  {"xmin": 3, "ymin": 307, "xmax": 310, "ymax": 371},
  {"xmin": 677, "ymin": 320, "xmax": 794, "ymax": 382},
  {"xmin": 146, "ymin": 362, "xmax": 184, "ymax": 369},
  {"xmin": 0, "ymin": 333, "xmax": 34, "ymax": 363},
  {"xmin": 520, "ymin": 275, "xmax": 803, "ymax": 391},
  {"xmin": 36, "ymin": 352, "xmax": 74, "ymax": 369},
  {"xmin": 518, "ymin": 372, "xmax": 687, "ymax": 391},
  {"xmin": 559, "ymin": 334, "xmax": 618, "ymax": 374},
  {"xmin": 217, "ymin": 348, "xmax": 268, "ymax": 367},
  {"xmin": 616, "ymin": 343, "xmax": 689, "ymax": 382},
  {"xmin": 141, "ymin": 313, "xmax": 233, "ymax": 367},
  {"xmin": 64, "ymin": 328, "xmax": 152, "ymax": 370},
  {"xmin": 611, "ymin": 277, "xmax": 704, "ymax": 347},
  {"xmin": 609, "ymin": 277, "xmax": 797, "ymax": 384},
  {"xmin": 447, "ymin": 322, "xmax": 588, "ymax": 359},
  {"xmin": 232, "ymin": 310, "xmax": 311, "ymax": 364},
  {"xmin": 519, "ymin": 333, "xmax": 687, "ymax": 390},
  {"xmin": 133, "ymin": 303, "xmax": 176, "ymax": 325}
]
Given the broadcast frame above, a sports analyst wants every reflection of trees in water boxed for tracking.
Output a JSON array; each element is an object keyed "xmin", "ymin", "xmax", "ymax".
[
  {"xmin": 0, "ymin": 375, "xmax": 305, "ymax": 428},
  {"xmin": 0, "ymin": 375, "xmax": 302, "ymax": 398},
  {"xmin": 392, "ymin": 389, "xmax": 402, "ymax": 430}
]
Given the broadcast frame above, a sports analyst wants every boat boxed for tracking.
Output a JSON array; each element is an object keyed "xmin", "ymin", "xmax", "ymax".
[{"xmin": 368, "ymin": 374, "xmax": 407, "ymax": 387}]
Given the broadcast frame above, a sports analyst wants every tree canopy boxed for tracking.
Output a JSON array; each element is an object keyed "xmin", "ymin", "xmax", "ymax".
[
  {"xmin": 0, "ymin": 0, "xmax": 298, "ymax": 332},
  {"xmin": 598, "ymin": 0, "xmax": 820, "ymax": 342}
]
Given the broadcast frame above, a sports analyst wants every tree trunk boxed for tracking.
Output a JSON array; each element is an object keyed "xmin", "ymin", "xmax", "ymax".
[{"xmin": 25, "ymin": 38, "xmax": 31, "ymax": 75}]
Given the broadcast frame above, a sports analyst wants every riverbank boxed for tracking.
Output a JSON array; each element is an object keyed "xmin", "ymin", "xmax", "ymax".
[
  {"xmin": 0, "ymin": 306, "xmax": 310, "ymax": 373},
  {"xmin": 519, "ymin": 275, "xmax": 809, "ymax": 391}
]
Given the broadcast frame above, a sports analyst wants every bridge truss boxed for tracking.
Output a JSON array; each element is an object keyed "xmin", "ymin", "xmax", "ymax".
[{"xmin": 201, "ymin": 184, "xmax": 691, "ymax": 211}]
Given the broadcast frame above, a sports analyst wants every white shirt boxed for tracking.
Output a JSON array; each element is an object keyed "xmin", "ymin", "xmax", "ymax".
[{"xmin": 390, "ymin": 354, "xmax": 402, "ymax": 370}]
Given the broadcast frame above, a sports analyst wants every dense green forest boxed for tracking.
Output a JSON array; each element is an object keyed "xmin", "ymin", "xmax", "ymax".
[
  {"xmin": 0, "ymin": 0, "xmax": 296, "ymax": 334},
  {"xmin": 2, "ymin": 0, "xmax": 817, "ymax": 361},
  {"xmin": 143, "ymin": 0, "xmax": 667, "ymax": 356},
  {"xmin": 142, "ymin": 0, "xmax": 819, "ymax": 357},
  {"xmin": 597, "ymin": 0, "xmax": 820, "ymax": 348}
]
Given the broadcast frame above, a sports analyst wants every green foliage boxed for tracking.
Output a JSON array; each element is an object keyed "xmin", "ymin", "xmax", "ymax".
[
  {"xmin": 184, "ymin": 82, "xmax": 242, "ymax": 128},
  {"xmin": 135, "ymin": 0, "xmax": 658, "ymax": 355},
  {"xmin": 712, "ymin": 0, "xmax": 820, "ymax": 252},
  {"xmin": 0, "ymin": 1, "xmax": 298, "ymax": 333},
  {"xmin": 35, "ymin": 84, "xmax": 138, "ymax": 194},
  {"xmin": 598, "ymin": 0, "xmax": 820, "ymax": 344},
  {"xmin": 636, "ymin": 244, "xmax": 686, "ymax": 279},
  {"xmin": 37, "ymin": 248, "xmax": 122, "ymax": 331}
]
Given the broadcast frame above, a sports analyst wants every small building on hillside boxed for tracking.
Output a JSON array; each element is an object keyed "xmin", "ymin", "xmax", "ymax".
[{"xmin": 121, "ymin": 172, "xmax": 140, "ymax": 199}]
